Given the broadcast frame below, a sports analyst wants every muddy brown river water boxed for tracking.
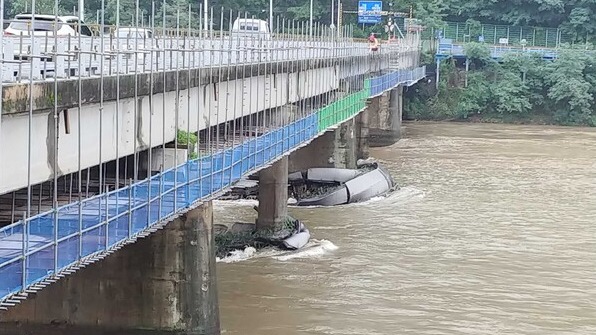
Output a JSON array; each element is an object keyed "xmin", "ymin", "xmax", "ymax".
[{"xmin": 215, "ymin": 122, "xmax": 596, "ymax": 335}]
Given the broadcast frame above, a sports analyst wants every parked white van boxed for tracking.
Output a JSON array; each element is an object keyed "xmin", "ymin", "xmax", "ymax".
[{"xmin": 231, "ymin": 19, "xmax": 271, "ymax": 40}]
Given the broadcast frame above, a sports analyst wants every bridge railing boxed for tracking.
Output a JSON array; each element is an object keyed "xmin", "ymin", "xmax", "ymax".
[
  {"xmin": 424, "ymin": 21, "xmax": 576, "ymax": 48},
  {"xmin": 1, "ymin": 34, "xmax": 369, "ymax": 83},
  {"xmin": 1, "ymin": 6, "xmax": 366, "ymax": 84},
  {"xmin": 435, "ymin": 39, "xmax": 559, "ymax": 60}
]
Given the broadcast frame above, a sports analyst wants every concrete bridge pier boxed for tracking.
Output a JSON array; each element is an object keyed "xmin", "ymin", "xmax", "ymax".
[
  {"xmin": 287, "ymin": 115, "xmax": 370, "ymax": 174},
  {"xmin": 368, "ymin": 86, "xmax": 404, "ymax": 147},
  {"xmin": 389, "ymin": 86, "xmax": 404, "ymax": 139},
  {"xmin": 355, "ymin": 105, "xmax": 370, "ymax": 161},
  {"xmin": 0, "ymin": 203, "xmax": 220, "ymax": 335},
  {"xmin": 256, "ymin": 157, "xmax": 289, "ymax": 231}
]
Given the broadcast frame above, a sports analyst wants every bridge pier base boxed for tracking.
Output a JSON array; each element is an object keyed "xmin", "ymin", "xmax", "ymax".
[
  {"xmin": 256, "ymin": 156, "xmax": 289, "ymax": 231},
  {"xmin": 0, "ymin": 203, "xmax": 220, "ymax": 335},
  {"xmin": 368, "ymin": 86, "xmax": 404, "ymax": 147}
]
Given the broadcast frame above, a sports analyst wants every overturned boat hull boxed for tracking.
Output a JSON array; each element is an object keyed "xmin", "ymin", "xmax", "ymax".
[{"xmin": 291, "ymin": 163, "xmax": 395, "ymax": 206}]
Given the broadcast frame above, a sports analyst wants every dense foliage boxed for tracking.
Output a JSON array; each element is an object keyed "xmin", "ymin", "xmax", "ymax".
[
  {"xmin": 404, "ymin": 45, "xmax": 596, "ymax": 126},
  {"xmin": 6, "ymin": 0, "xmax": 596, "ymax": 41}
]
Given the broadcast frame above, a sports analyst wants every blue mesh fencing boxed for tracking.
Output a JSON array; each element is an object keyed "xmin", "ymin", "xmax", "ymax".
[
  {"xmin": 0, "ymin": 114, "xmax": 317, "ymax": 300},
  {"xmin": 369, "ymin": 67, "xmax": 427, "ymax": 96},
  {"xmin": 0, "ymin": 68, "xmax": 425, "ymax": 302}
]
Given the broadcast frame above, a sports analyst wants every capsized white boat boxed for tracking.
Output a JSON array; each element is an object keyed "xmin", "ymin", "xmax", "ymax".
[
  {"xmin": 282, "ymin": 221, "xmax": 310, "ymax": 250},
  {"xmin": 289, "ymin": 161, "xmax": 396, "ymax": 206}
]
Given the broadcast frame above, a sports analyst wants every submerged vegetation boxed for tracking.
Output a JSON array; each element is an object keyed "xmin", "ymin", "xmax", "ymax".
[
  {"xmin": 405, "ymin": 45, "xmax": 596, "ymax": 126},
  {"xmin": 215, "ymin": 216, "xmax": 298, "ymax": 258}
]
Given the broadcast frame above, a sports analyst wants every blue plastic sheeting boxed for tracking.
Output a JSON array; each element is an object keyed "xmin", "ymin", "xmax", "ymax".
[
  {"xmin": 369, "ymin": 69, "xmax": 418, "ymax": 97},
  {"xmin": 0, "ymin": 114, "xmax": 318, "ymax": 301}
]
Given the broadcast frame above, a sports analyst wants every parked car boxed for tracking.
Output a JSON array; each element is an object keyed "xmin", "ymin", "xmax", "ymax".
[{"xmin": 4, "ymin": 14, "xmax": 93, "ymax": 36}]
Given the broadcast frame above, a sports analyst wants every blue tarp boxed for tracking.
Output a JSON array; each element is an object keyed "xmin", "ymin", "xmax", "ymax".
[
  {"xmin": 0, "ymin": 114, "xmax": 317, "ymax": 300},
  {"xmin": 369, "ymin": 70, "xmax": 414, "ymax": 97}
]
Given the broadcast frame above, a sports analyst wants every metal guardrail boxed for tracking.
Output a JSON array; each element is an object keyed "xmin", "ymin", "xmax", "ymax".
[
  {"xmin": 0, "ymin": 65, "xmax": 427, "ymax": 308},
  {"xmin": 436, "ymin": 40, "xmax": 559, "ymax": 60},
  {"xmin": 424, "ymin": 21, "xmax": 576, "ymax": 48},
  {"xmin": 0, "ymin": 18, "xmax": 422, "ymax": 83},
  {"xmin": 1, "ymin": 33, "xmax": 369, "ymax": 83}
]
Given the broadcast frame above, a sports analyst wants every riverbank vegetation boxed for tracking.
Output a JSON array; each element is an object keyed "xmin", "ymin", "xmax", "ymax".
[{"xmin": 404, "ymin": 44, "xmax": 596, "ymax": 126}]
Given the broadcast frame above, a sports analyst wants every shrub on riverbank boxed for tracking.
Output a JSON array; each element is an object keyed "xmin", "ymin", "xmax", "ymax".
[{"xmin": 405, "ymin": 45, "xmax": 596, "ymax": 126}]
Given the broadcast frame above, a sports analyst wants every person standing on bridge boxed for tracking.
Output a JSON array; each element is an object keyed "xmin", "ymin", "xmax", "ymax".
[{"xmin": 368, "ymin": 33, "xmax": 380, "ymax": 52}]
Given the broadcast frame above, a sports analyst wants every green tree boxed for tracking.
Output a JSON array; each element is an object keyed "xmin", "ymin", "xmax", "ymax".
[
  {"xmin": 464, "ymin": 42, "xmax": 492, "ymax": 68},
  {"xmin": 545, "ymin": 50, "xmax": 595, "ymax": 124},
  {"xmin": 490, "ymin": 71, "xmax": 532, "ymax": 115}
]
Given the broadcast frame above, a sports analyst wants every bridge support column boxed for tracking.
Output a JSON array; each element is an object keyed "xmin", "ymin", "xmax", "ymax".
[
  {"xmin": 368, "ymin": 86, "xmax": 403, "ymax": 147},
  {"xmin": 332, "ymin": 119, "xmax": 358, "ymax": 169},
  {"xmin": 355, "ymin": 104, "xmax": 370, "ymax": 160},
  {"xmin": 257, "ymin": 156, "xmax": 288, "ymax": 231},
  {"xmin": 0, "ymin": 203, "xmax": 220, "ymax": 335},
  {"xmin": 389, "ymin": 86, "xmax": 404, "ymax": 139}
]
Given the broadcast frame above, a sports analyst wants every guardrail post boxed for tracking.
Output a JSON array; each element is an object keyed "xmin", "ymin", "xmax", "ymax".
[
  {"xmin": 2, "ymin": 39, "xmax": 15, "ymax": 82},
  {"xmin": 21, "ymin": 213, "xmax": 27, "ymax": 292},
  {"xmin": 55, "ymin": 38, "xmax": 67, "ymax": 78},
  {"xmin": 31, "ymin": 42, "xmax": 41, "ymax": 80}
]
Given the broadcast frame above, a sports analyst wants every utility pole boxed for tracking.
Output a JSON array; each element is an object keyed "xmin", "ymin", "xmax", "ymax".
[
  {"xmin": 204, "ymin": 0, "xmax": 208, "ymax": 31},
  {"xmin": 269, "ymin": 0, "xmax": 273, "ymax": 30},
  {"xmin": 79, "ymin": 0, "xmax": 84, "ymax": 21},
  {"xmin": 336, "ymin": 0, "xmax": 340, "ymax": 29},
  {"xmin": 309, "ymin": 0, "xmax": 313, "ymax": 37},
  {"xmin": 331, "ymin": 0, "xmax": 334, "ymax": 28},
  {"xmin": 338, "ymin": 1, "xmax": 342, "ymax": 32}
]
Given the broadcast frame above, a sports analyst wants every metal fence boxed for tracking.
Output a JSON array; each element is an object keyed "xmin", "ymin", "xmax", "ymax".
[
  {"xmin": 424, "ymin": 21, "xmax": 576, "ymax": 48},
  {"xmin": 0, "ymin": 0, "xmax": 426, "ymax": 308},
  {"xmin": 437, "ymin": 41, "xmax": 559, "ymax": 60},
  {"xmin": 0, "ymin": 21, "xmax": 363, "ymax": 83}
]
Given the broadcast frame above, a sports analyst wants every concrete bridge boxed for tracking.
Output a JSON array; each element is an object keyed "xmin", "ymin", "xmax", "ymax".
[{"xmin": 0, "ymin": 13, "xmax": 425, "ymax": 334}]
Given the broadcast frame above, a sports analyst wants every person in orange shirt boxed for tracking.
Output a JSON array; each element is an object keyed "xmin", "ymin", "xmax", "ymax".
[{"xmin": 368, "ymin": 33, "xmax": 379, "ymax": 51}]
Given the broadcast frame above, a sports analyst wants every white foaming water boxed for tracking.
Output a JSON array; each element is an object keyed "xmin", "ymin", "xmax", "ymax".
[
  {"xmin": 214, "ymin": 198, "xmax": 299, "ymax": 208},
  {"xmin": 216, "ymin": 240, "xmax": 339, "ymax": 263},
  {"xmin": 214, "ymin": 199, "xmax": 259, "ymax": 208},
  {"xmin": 272, "ymin": 240, "xmax": 339, "ymax": 261},
  {"xmin": 216, "ymin": 246, "xmax": 258, "ymax": 263},
  {"xmin": 288, "ymin": 186, "xmax": 425, "ymax": 210}
]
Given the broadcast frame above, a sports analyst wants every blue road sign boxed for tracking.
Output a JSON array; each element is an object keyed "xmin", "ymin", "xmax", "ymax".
[{"xmin": 358, "ymin": 1, "xmax": 383, "ymax": 24}]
